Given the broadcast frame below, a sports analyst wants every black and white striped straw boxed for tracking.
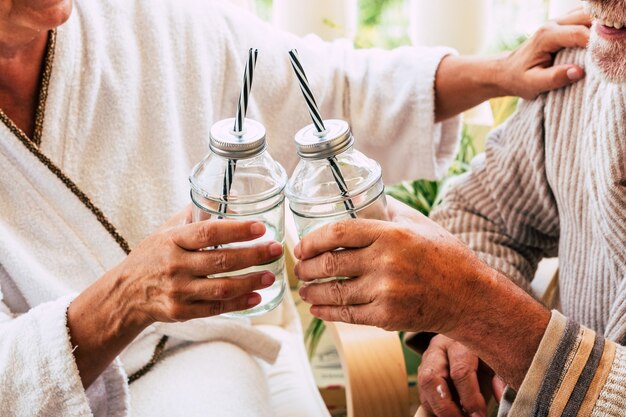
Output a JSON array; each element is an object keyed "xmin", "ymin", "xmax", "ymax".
[
  {"xmin": 218, "ymin": 49, "xmax": 258, "ymax": 224},
  {"xmin": 288, "ymin": 49, "xmax": 356, "ymax": 219},
  {"xmin": 234, "ymin": 48, "xmax": 259, "ymax": 134},
  {"xmin": 288, "ymin": 49, "xmax": 326, "ymax": 133},
  {"xmin": 217, "ymin": 158, "xmax": 237, "ymax": 216},
  {"xmin": 329, "ymin": 157, "xmax": 357, "ymax": 217}
]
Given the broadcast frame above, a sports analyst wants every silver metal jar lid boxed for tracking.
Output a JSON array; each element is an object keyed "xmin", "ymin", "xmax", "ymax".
[
  {"xmin": 295, "ymin": 119, "xmax": 354, "ymax": 159},
  {"xmin": 210, "ymin": 118, "xmax": 267, "ymax": 159}
]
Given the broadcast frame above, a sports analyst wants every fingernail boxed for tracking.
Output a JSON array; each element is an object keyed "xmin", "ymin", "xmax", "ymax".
[
  {"xmin": 269, "ymin": 242, "xmax": 283, "ymax": 257},
  {"xmin": 567, "ymin": 67, "xmax": 581, "ymax": 81},
  {"xmin": 299, "ymin": 287, "xmax": 307, "ymax": 301},
  {"xmin": 294, "ymin": 244, "xmax": 302, "ymax": 260},
  {"xmin": 250, "ymin": 223, "xmax": 265, "ymax": 236},
  {"xmin": 248, "ymin": 293, "xmax": 261, "ymax": 306},
  {"xmin": 261, "ymin": 273, "xmax": 275, "ymax": 286}
]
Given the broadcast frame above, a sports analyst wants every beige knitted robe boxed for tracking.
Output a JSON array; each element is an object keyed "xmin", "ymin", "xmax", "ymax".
[{"xmin": 433, "ymin": 47, "xmax": 626, "ymax": 416}]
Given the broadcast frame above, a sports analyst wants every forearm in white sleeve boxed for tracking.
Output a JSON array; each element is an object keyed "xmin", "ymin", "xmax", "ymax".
[
  {"xmin": 212, "ymin": 2, "xmax": 462, "ymax": 182},
  {"xmin": 0, "ymin": 293, "xmax": 129, "ymax": 417}
]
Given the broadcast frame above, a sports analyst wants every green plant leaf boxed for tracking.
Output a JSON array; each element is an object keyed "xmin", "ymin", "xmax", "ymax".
[{"xmin": 305, "ymin": 318, "xmax": 327, "ymax": 359}]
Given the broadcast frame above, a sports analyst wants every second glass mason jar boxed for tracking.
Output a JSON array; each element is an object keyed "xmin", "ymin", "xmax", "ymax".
[
  {"xmin": 189, "ymin": 118, "xmax": 288, "ymax": 317},
  {"xmin": 286, "ymin": 119, "xmax": 389, "ymax": 263}
]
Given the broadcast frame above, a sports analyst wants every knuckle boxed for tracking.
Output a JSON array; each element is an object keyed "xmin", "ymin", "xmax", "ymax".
[
  {"xmin": 431, "ymin": 403, "xmax": 457, "ymax": 417},
  {"xmin": 339, "ymin": 306, "xmax": 355, "ymax": 323},
  {"xmin": 261, "ymin": 244, "xmax": 276, "ymax": 261},
  {"xmin": 196, "ymin": 223, "xmax": 217, "ymax": 245},
  {"xmin": 321, "ymin": 252, "xmax": 339, "ymax": 277},
  {"xmin": 166, "ymin": 301, "xmax": 185, "ymax": 321},
  {"xmin": 329, "ymin": 281, "xmax": 345, "ymax": 305},
  {"xmin": 329, "ymin": 221, "xmax": 348, "ymax": 242},
  {"xmin": 213, "ymin": 252, "xmax": 233, "ymax": 271},
  {"xmin": 417, "ymin": 368, "xmax": 437, "ymax": 388},
  {"xmin": 535, "ymin": 24, "xmax": 551, "ymax": 38},
  {"xmin": 163, "ymin": 259, "xmax": 181, "ymax": 277},
  {"xmin": 209, "ymin": 282, "xmax": 233, "ymax": 299},
  {"xmin": 450, "ymin": 363, "xmax": 473, "ymax": 383},
  {"xmin": 377, "ymin": 278, "xmax": 395, "ymax": 295},
  {"xmin": 421, "ymin": 352, "xmax": 446, "ymax": 370},
  {"xmin": 164, "ymin": 280, "xmax": 184, "ymax": 301},
  {"xmin": 206, "ymin": 301, "xmax": 225, "ymax": 316},
  {"xmin": 161, "ymin": 247, "xmax": 182, "ymax": 276},
  {"xmin": 420, "ymin": 349, "xmax": 434, "ymax": 363}
]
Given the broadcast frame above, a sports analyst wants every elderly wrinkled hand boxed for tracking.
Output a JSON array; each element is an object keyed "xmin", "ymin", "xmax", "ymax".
[
  {"xmin": 294, "ymin": 198, "xmax": 490, "ymax": 335},
  {"xmin": 68, "ymin": 206, "xmax": 284, "ymax": 386},
  {"xmin": 418, "ymin": 335, "xmax": 506, "ymax": 417},
  {"xmin": 113, "ymin": 207, "xmax": 284, "ymax": 324},
  {"xmin": 499, "ymin": 6, "xmax": 592, "ymax": 100}
]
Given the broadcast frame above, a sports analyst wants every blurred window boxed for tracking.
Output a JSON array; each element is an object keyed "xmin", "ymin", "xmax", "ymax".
[{"xmin": 255, "ymin": 0, "xmax": 553, "ymax": 52}]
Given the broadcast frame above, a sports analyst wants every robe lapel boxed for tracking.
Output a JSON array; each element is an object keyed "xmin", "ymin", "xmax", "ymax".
[{"xmin": 0, "ymin": 122, "xmax": 128, "ymax": 307}]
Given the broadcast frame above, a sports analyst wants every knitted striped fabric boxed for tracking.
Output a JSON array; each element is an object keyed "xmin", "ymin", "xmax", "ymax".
[{"xmin": 432, "ymin": 47, "xmax": 626, "ymax": 415}]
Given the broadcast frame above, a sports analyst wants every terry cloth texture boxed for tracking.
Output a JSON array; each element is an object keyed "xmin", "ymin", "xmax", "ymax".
[{"xmin": 0, "ymin": 0, "xmax": 461, "ymax": 415}]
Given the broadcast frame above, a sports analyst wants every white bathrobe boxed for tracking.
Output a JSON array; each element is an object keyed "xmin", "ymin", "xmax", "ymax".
[{"xmin": 0, "ymin": 0, "xmax": 461, "ymax": 416}]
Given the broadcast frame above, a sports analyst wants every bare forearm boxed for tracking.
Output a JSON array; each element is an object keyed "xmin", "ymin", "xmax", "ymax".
[
  {"xmin": 434, "ymin": 16, "xmax": 591, "ymax": 122},
  {"xmin": 435, "ymin": 55, "xmax": 506, "ymax": 122},
  {"xmin": 446, "ymin": 265, "xmax": 550, "ymax": 389},
  {"xmin": 67, "ymin": 267, "xmax": 147, "ymax": 388}
]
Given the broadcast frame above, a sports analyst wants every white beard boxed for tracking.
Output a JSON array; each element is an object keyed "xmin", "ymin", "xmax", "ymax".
[{"xmin": 589, "ymin": 24, "xmax": 626, "ymax": 84}]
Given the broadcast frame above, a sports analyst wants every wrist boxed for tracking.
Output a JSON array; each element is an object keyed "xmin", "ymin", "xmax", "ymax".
[
  {"xmin": 104, "ymin": 265, "xmax": 153, "ymax": 333},
  {"xmin": 71, "ymin": 266, "xmax": 150, "ymax": 342},
  {"xmin": 445, "ymin": 264, "xmax": 550, "ymax": 388},
  {"xmin": 67, "ymin": 267, "xmax": 149, "ymax": 387},
  {"xmin": 491, "ymin": 52, "xmax": 514, "ymax": 98},
  {"xmin": 460, "ymin": 55, "xmax": 508, "ymax": 104},
  {"xmin": 434, "ymin": 54, "xmax": 508, "ymax": 121}
]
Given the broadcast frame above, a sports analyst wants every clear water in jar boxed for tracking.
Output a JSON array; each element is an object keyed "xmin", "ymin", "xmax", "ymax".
[
  {"xmin": 291, "ymin": 192, "xmax": 388, "ymax": 283},
  {"xmin": 192, "ymin": 204, "xmax": 286, "ymax": 317},
  {"xmin": 217, "ymin": 223, "xmax": 286, "ymax": 317}
]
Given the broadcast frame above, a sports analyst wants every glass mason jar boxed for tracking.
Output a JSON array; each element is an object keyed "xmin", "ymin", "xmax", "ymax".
[
  {"xmin": 189, "ymin": 118, "xmax": 288, "ymax": 317},
  {"xmin": 285, "ymin": 120, "xmax": 389, "ymax": 280}
]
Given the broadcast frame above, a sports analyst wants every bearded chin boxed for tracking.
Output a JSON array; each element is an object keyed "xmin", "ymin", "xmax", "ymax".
[{"xmin": 590, "ymin": 31, "xmax": 626, "ymax": 84}]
